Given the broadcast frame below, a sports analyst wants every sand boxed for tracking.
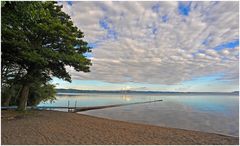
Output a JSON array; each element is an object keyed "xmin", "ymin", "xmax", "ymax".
[{"xmin": 1, "ymin": 110, "xmax": 239, "ymax": 145}]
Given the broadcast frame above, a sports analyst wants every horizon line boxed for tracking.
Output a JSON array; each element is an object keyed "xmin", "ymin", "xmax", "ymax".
[{"xmin": 56, "ymin": 88, "xmax": 239, "ymax": 93}]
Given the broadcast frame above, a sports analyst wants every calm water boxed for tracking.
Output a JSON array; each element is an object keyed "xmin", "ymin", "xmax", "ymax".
[{"xmin": 39, "ymin": 93, "xmax": 239, "ymax": 137}]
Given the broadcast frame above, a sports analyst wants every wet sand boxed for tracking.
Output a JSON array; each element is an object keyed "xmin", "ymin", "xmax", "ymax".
[{"xmin": 1, "ymin": 110, "xmax": 239, "ymax": 145}]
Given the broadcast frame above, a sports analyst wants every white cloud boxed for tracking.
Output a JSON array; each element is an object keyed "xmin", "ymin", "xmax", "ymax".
[{"xmin": 60, "ymin": 1, "xmax": 239, "ymax": 85}]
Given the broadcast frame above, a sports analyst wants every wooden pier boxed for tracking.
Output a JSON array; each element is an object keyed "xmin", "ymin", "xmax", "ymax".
[
  {"xmin": 72, "ymin": 99, "xmax": 163, "ymax": 113},
  {"xmin": 1, "ymin": 99, "xmax": 163, "ymax": 113}
]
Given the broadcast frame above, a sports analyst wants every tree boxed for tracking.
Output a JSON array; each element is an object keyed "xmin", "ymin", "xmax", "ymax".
[
  {"xmin": 1, "ymin": 1, "xmax": 92, "ymax": 110},
  {"xmin": 1, "ymin": 59, "xmax": 27, "ymax": 106},
  {"xmin": 28, "ymin": 83, "xmax": 56, "ymax": 106}
]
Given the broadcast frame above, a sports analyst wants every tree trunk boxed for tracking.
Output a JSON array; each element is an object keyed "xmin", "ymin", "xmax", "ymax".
[
  {"xmin": 2, "ymin": 86, "xmax": 13, "ymax": 107},
  {"xmin": 17, "ymin": 84, "xmax": 29, "ymax": 111},
  {"xmin": 14, "ymin": 86, "xmax": 22, "ymax": 105},
  {"xmin": 2, "ymin": 94, "xmax": 12, "ymax": 107}
]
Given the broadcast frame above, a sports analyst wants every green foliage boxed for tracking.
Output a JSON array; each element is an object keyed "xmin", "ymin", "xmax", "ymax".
[
  {"xmin": 1, "ymin": 1, "xmax": 91, "ymax": 108},
  {"xmin": 2, "ymin": 82, "xmax": 56, "ymax": 107},
  {"xmin": 2, "ymin": 1, "xmax": 91, "ymax": 83},
  {"xmin": 2, "ymin": 84, "xmax": 22, "ymax": 106},
  {"xmin": 28, "ymin": 83, "xmax": 56, "ymax": 106}
]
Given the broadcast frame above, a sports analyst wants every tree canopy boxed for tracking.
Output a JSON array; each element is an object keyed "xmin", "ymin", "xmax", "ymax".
[{"xmin": 1, "ymin": 1, "xmax": 92, "ymax": 110}]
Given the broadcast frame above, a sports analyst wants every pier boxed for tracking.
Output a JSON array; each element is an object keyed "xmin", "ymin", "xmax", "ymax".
[{"xmin": 2, "ymin": 99, "xmax": 163, "ymax": 113}]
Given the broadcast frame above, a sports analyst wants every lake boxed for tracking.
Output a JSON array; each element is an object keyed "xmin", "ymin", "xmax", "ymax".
[{"xmin": 38, "ymin": 93, "xmax": 239, "ymax": 137}]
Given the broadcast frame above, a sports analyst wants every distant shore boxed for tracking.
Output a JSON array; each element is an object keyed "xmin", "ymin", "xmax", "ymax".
[
  {"xmin": 56, "ymin": 88, "xmax": 239, "ymax": 95},
  {"xmin": 2, "ymin": 110, "xmax": 239, "ymax": 145}
]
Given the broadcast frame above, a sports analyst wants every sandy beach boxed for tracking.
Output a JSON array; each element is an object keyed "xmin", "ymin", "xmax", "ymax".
[{"xmin": 2, "ymin": 110, "xmax": 239, "ymax": 145}]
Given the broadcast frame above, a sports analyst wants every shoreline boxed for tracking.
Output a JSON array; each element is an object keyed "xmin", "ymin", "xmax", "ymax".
[
  {"xmin": 2, "ymin": 110, "xmax": 239, "ymax": 145},
  {"xmin": 78, "ymin": 112, "xmax": 239, "ymax": 138}
]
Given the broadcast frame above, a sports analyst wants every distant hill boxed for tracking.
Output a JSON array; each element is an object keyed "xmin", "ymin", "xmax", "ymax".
[
  {"xmin": 232, "ymin": 91, "xmax": 239, "ymax": 95},
  {"xmin": 56, "ymin": 88, "xmax": 237, "ymax": 95}
]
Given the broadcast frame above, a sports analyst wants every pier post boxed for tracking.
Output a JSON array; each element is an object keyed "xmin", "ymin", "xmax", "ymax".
[
  {"xmin": 68, "ymin": 100, "xmax": 70, "ymax": 112},
  {"xmin": 74, "ymin": 101, "xmax": 77, "ymax": 112}
]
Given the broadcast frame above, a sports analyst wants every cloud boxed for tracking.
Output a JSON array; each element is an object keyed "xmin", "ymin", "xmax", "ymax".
[{"xmin": 60, "ymin": 1, "xmax": 239, "ymax": 85}]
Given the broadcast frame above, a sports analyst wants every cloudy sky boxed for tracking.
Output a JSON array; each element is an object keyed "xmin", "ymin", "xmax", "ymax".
[{"xmin": 54, "ymin": 1, "xmax": 239, "ymax": 92}]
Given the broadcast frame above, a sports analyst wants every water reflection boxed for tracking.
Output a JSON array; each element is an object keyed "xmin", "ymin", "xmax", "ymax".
[
  {"xmin": 39, "ymin": 93, "xmax": 239, "ymax": 137},
  {"xmin": 122, "ymin": 95, "xmax": 131, "ymax": 101}
]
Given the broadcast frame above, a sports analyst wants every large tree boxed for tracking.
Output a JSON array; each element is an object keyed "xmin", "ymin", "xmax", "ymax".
[{"xmin": 1, "ymin": 1, "xmax": 92, "ymax": 110}]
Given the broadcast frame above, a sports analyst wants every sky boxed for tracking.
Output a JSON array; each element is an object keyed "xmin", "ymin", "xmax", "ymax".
[{"xmin": 54, "ymin": 1, "xmax": 239, "ymax": 92}]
